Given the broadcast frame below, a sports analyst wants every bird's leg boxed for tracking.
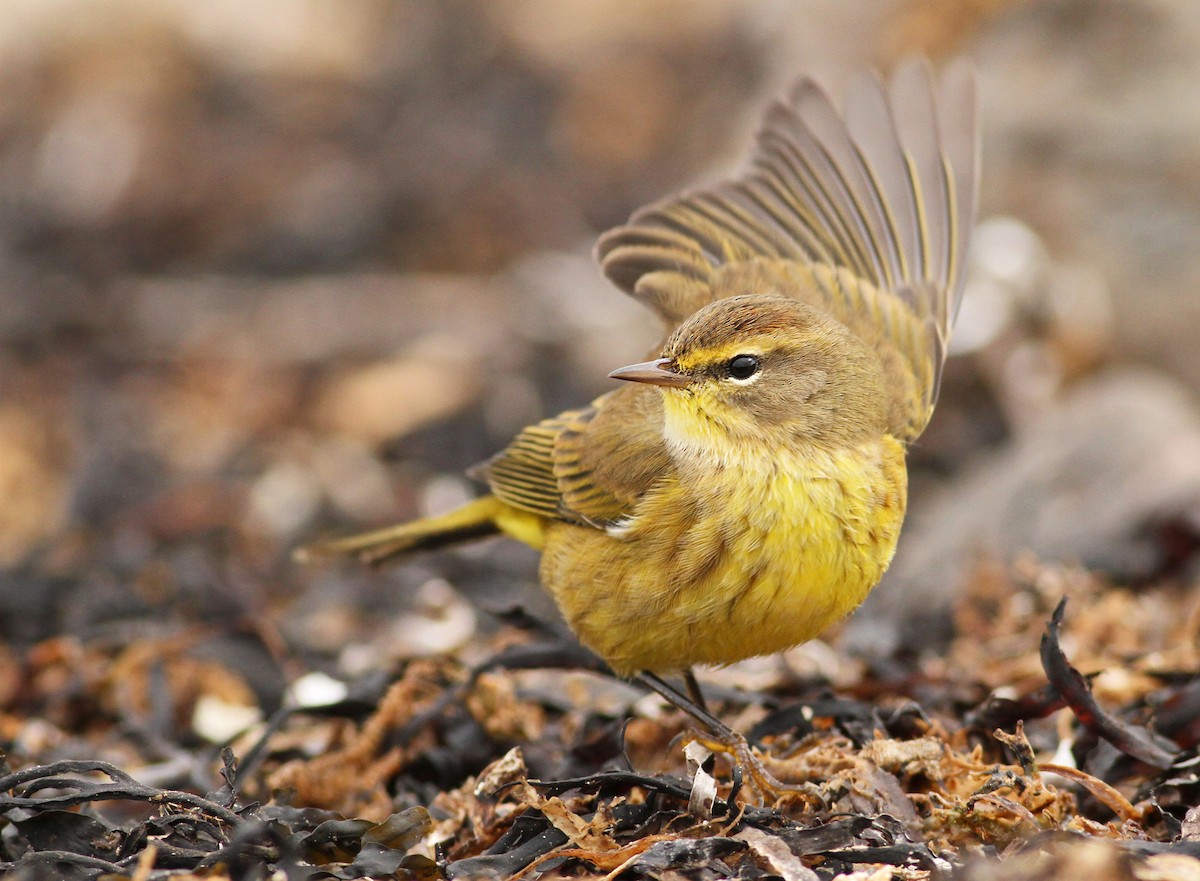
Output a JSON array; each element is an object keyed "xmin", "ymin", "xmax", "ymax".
[
  {"xmin": 635, "ymin": 672, "xmax": 819, "ymax": 806},
  {"xmin": 637, "ymin": 672, "xmax": 730, "ymax": 737},
  {"xmin": 683, "ymin": 668, "xmax": 708, "ymax": 714}
]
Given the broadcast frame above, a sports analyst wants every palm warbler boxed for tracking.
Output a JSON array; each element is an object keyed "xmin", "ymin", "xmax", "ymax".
[{"xmin": 303, "ymin": 59, "xmax": 978, "ymax": 685}]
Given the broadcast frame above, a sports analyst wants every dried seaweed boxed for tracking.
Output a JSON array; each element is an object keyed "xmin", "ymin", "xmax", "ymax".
[
  {"xmin": 1040, "ymin": 599, "xmax": 1180, "ymax": 769},
  {"xmin": 2, "ymin": 566, "xmax": 1199, "ymax": 880}
]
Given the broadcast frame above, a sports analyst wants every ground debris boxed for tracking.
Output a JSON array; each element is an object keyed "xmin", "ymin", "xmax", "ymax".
[{"xmin": 1, "ymin": 562, "xmax": 1198, "ymax": 878}]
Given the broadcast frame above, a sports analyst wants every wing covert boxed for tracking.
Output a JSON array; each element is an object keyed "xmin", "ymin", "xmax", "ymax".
[{"xmin": 477, "ymin": 385, "xmax": 672, "ymax": 526}]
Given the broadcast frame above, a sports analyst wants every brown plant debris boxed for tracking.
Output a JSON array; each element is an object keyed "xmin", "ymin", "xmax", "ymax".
[{"xmin": 2, "ymin": 563, "xmax": 1198, "ymax": 879}]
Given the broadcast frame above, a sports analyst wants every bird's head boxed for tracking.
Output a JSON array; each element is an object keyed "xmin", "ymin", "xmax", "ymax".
[{"xmin": 609, "ymin": 295, "xmax": 888, "ymax": 464}]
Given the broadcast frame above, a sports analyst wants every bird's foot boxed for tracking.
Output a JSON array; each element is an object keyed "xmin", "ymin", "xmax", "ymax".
[
  {"xmin": 636, "ymin": 673, "xmax": 820, "ymax": 807},
  {"xmin": 687, "ymin": 728, "xmax": 822, "ymax": 807}
]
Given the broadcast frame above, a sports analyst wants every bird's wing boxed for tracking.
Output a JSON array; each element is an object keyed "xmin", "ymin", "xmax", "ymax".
[
  {"xmin": 475, "ymin": 383, "xmax": 672, "ymax": 525},
  {"xmin": 595, "ymin": 58, "xmax": 978, "ymax": 442}
]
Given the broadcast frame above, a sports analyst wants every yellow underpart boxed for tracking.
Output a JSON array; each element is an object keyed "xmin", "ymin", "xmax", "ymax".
[{"xmin": 539, "ymin": 434, "xmax": 908, "ymax": 676}]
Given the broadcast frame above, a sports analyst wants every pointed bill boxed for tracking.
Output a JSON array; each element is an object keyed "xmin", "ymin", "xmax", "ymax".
[{"xmin": 608, "ymin": 358, "xmax": 691, "ymax": 387}]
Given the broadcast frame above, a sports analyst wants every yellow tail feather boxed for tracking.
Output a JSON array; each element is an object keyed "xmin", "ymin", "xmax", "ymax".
[{"xmin": 295, "ymin": 495, "xmax": 507, "ymax": 566}]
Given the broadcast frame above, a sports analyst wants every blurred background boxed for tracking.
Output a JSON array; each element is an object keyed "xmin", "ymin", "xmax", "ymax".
[{"xmin": 3, "ymin": 0, "xmax": 1200, "ymax": 710}]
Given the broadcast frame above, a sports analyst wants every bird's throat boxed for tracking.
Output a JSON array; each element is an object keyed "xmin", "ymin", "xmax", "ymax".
[{"xmin": 660, "ymin": 393, "xmax": 796, "ymax": 473}]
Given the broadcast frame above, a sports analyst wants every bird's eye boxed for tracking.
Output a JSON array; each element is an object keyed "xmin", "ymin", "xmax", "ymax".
[{"xmin": 726, "ymin": 354, "xmax": 761, "ymax": 381}]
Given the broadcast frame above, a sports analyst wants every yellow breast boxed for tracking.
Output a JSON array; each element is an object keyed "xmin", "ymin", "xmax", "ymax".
[{"xmin": 538, "ymin": 435, "xmax": 908, "ymax": 676}]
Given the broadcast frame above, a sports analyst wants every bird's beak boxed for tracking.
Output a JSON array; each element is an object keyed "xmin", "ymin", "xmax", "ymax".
[{"xmin": 608, "ymin": 358, "xmax": 691, "ymax": 388}]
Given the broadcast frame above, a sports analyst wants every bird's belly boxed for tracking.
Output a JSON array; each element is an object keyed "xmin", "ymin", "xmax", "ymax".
[{"xmin": 540, "ymin": 436, "xmax": 908, "ymax": 676}]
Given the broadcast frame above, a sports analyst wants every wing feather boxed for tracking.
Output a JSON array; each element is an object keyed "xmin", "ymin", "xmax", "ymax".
[
  {"xmin": 477, "ymin": 385, "xmax": 672, "ymax": 526},
  {"xmin": 485, "ymin": 59, "xmax": 978, "ymax": 519},
  {"xmin": 595, "ymin": 57, "xmax": 978, "ymax": 442}
]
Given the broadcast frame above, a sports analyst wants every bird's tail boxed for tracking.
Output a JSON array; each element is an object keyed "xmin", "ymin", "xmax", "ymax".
[{"xmin": 295, "ymin": 495, "xmax": 504, "ymax": 566}]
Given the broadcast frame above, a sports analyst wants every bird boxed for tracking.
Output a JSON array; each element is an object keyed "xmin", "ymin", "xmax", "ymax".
[{"xmin": 300, "ymin": 57, "xmax": 978, "ymax": 739}]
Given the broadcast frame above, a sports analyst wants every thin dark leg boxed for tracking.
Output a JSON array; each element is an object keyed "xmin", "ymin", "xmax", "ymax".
[
  {"xmin": 683, "ymin": 668, "xmax": 708, "ymax": 714},
  {"xmin": 636, "ymin": 672, "xmax": 733, "ymax": 738},
  {"xmin": 636, "ymin": 672, "xmax": 818, "ymax": 803}
]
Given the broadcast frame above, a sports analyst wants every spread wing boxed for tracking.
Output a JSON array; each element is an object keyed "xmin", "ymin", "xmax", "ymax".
[
  {"xmin": 481, "ymin": 58, "xmax": 977, "ymax": 522},
  {"xmin": 476, "ymin": 384, "xmax": 672, "ymax": 526},
  {"xmin": 594, "ymin": 57, "xmax": 979, "ymax": 442}
]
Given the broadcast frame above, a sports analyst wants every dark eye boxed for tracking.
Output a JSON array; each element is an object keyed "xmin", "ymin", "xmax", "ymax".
[{"xmin": 727, "ymin": 354, "xmax": 761, "ymax": 381}]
